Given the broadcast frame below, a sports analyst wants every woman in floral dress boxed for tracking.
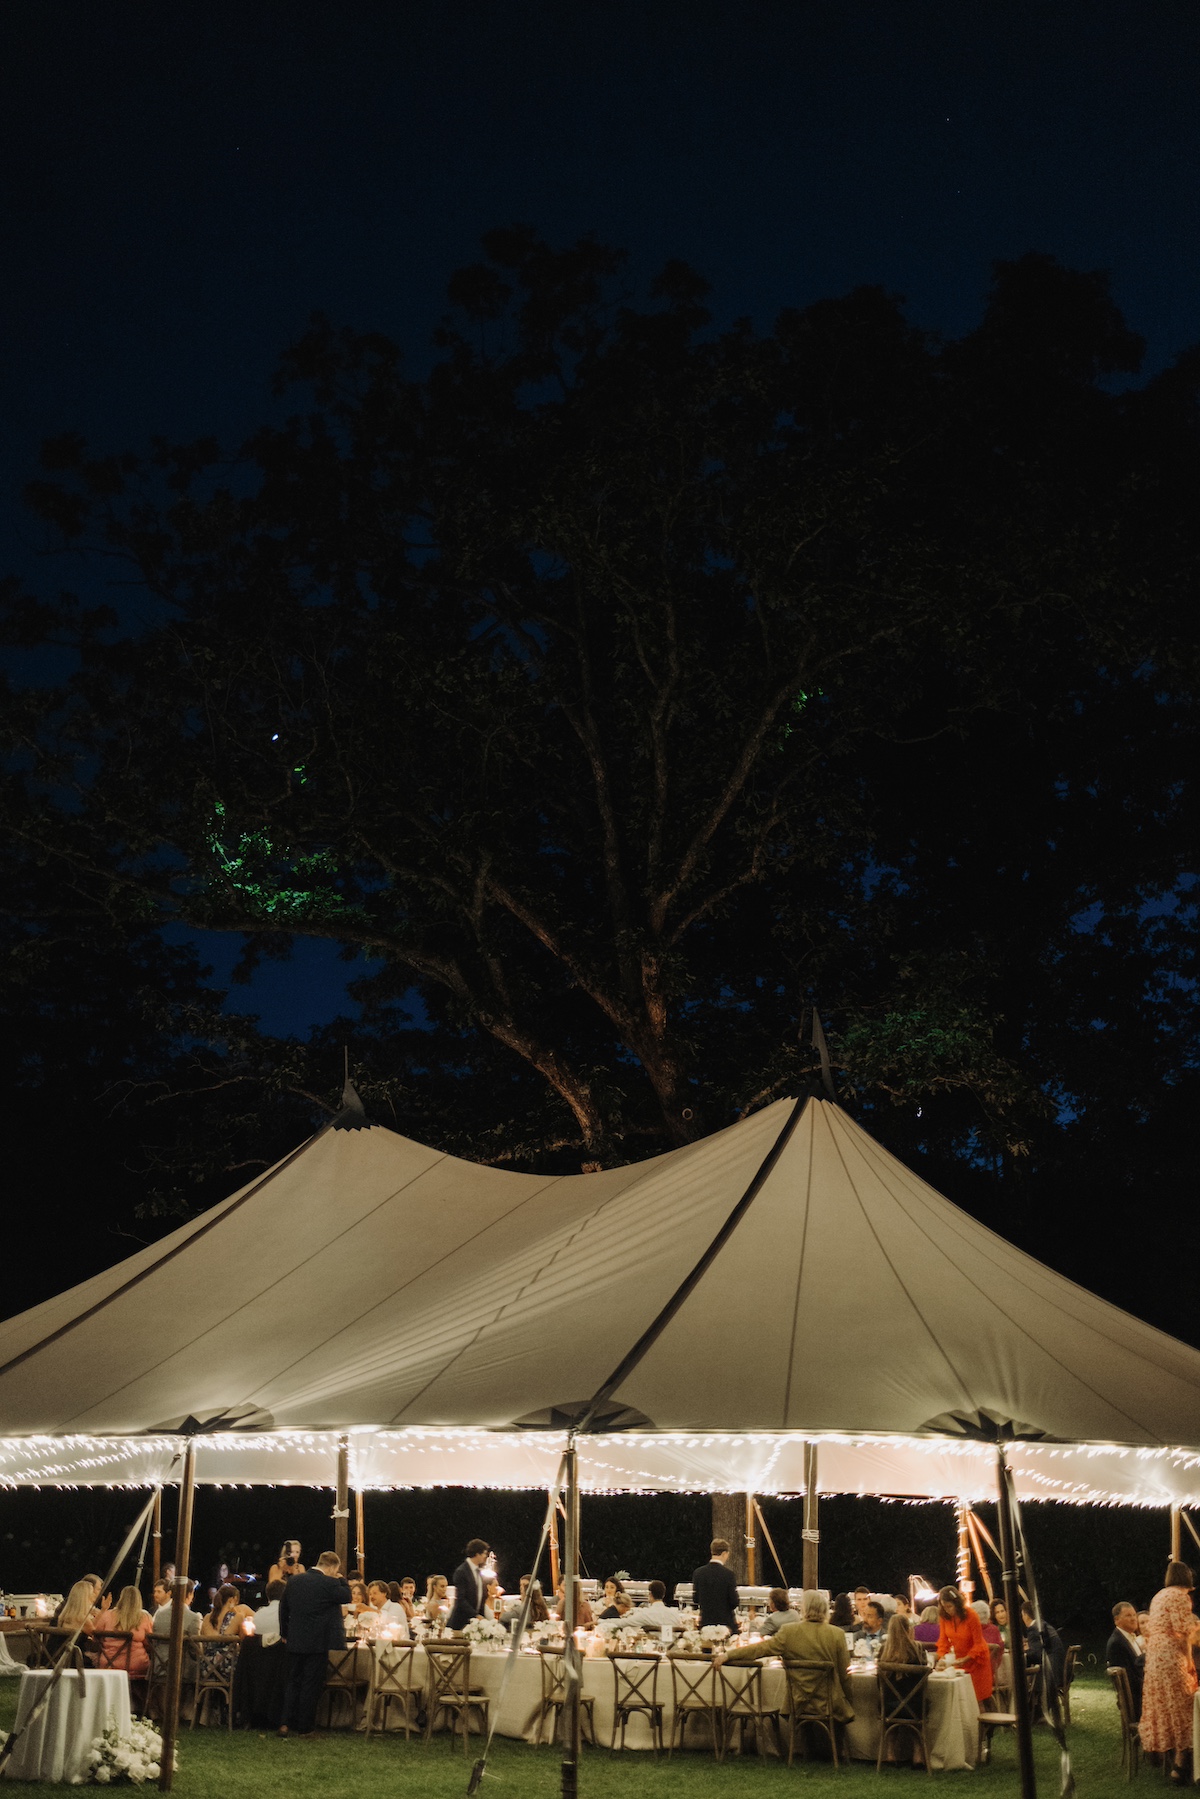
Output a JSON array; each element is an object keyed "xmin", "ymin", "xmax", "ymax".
[{"xmin": 1140, "ymin": 1561, "xmax": 1200, "ymax": 1780}]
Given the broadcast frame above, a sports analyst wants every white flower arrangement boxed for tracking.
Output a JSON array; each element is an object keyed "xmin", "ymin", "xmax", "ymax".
[
  {"xmin": 672, "ymin": 1628, "xmax": 705, "ymax": 1654},
  {"xmin": 84, "ymin": 1721, "xmax": 174, "ymax": 1786},
  {"xmin": 608, "ymin": 1625, "xmax": 645, "ymax": 1651},
  {"xmin": 461, "ymin": 1615, "xmax": 507, "ymax": 1646},
  {"xmin": 699, "ymin": 1625, "xmax": 730, "ymax": 1642}
]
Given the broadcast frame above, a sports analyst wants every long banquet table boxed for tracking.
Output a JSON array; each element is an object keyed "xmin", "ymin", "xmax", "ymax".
[{"xmin": 352, "ymin": 1644, "xmax": 979, "ymax": 1767}]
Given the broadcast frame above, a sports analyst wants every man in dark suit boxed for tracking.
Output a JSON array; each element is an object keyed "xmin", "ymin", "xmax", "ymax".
[
  {"xmin": 691, "ymin": 1537, "xmax": 740, "ymax": 1634},
  {"xmin": 1106, "ymin": 1600, "xmax": 1146, "ymax": 1718},
  {"xmin": 277, "ymin": 1550, "xmax": 351, "ymax": 1736},
  {"xmin": 447, "ymin": 1538, "xmax": 492, "ymax": 1631}
]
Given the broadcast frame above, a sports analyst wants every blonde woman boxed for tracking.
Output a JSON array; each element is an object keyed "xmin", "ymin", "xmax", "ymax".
[
  {"xmin": 424, "ymin": 1575, "xmax": 450, "ymax": 1624},
  {"xmin": 94, "ymin": 1586, "xmax": 155, "ymax": 1678},
  {"xmin": 56, "ymin": 1580, "xmax": 99, "ymax": 1632}
]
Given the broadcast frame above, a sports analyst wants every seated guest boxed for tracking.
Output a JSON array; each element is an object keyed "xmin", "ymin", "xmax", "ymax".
[
  {"xmin": 936, "ymin": 1586, "xmax": 993, "ymax": 1705},
  {"xmin": 852, "ymin": 1586, "xmax": 873, "ymax": 1629},
  {"xmin": 715, "ymin": 1590, "xmax": 855, "ymax": 1724},
  {"xmin": 501, "ymin": 1576, "xmax": 549, "ymax": 1625},
  {"xmin": 57, "ymin": 1580, "xmax": 101, "ymax": 1633},
  {"xmin": 989, "ymin": 1596, "xmax": 1011, "ymax": 1646},
  {"xmin": 892, "ymin": 1593, "xmax": 913, "ymax": 1619},
  {"xmin": 979, "ymin": 1607, "xmax": 1003, "ymax": 1649},
  {"xmin": 424, "ymin": 1574, "xmax": 450, "ymax": 1623},
  {"xmin": 249, "ymin": 1580, "xmax": 287, "ymax": 1647},
  {"xmin": 201, "ymin": 1583, "xmax": 253, "ymax": 1640},
  {"xmin": 1106, "ymin": 1600, "xmax": 1145, "ymax": 1718},
  {"xmin": 393, "ymin": 1578, "xmax": 417, "ymax": 1619},
  {"xmin": 93, "ymin": 1586, "xmax": 155, "ymax": 1677},
  {"xmin": 552, "ymin": 1582, "xmax": 595, "ymax": 1629},
  {"xmin": 760, "ymin": 1588, "xmax": 802, "ymax": 1636},
  {"xmin": 829, "ymin": 1591, "xmax": 857, "ymax": 1631},
  {"xmin": 1138, "ymin": 1610, "xmax": 1151, "ymax": 1637},
  {"xmin": 856, "ymin": 1599, "xmax": 888, "ymax": 1650},
  {"xmin": 152, "ymin": 1578, "xmax": 200, "ymax": 1635},
  {"xmin": 882, "ymin": 1612, "xmax": 925, "ymax": 1665},
  {"xmin": 913, "ymin": 1605, "xmax": 941, "ymax": 1644},
  {"xmin": 368, "ymin": 1579, "xmax": 410, "ymax": 1634},
  {"xmin": 1021, "ymin": 1602, "xmax": 1066, "ymax": 1689},
  {"xmin": 151, "ymin": 1580, "xmax": 170, "ymax": 1612},
  {"xmin": 617, "ymin": 1581, "xmax": 682, "ymax": 1631},
  {"xmin": 346, "ymin": 1579, "xmax": 372, "ymax": 1619},
  {"xmin": 596, "ymin": 1577, "xmax": 627, "ymax": 1620}
]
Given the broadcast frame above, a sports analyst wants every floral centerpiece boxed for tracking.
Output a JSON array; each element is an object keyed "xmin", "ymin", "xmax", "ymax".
[
  {"xmin": 461, "ymin": 1615, "xmax": 508, "ymax": 1648},
  {"xmin": 700, "ymin": 1625, "xmax": 730, "ymax": 1645},
  {"xmin": 85, "ymin": 1721, "xmax": 173, "ymax": 1786},
  {"xmin": 606, "ymin": 1624, "xmax": 649, "ymax": 1655}
]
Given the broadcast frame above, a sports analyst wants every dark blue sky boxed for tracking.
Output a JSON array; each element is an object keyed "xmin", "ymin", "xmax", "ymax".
[{"xmin": 4, "ymin": 0, "xmax": 1198, "ymax": 1034}]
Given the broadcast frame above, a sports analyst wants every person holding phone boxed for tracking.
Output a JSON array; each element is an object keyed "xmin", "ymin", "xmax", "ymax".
[{"xmin": 268, "ymin": 1540, "xmax": 306, "ymax": 1585}]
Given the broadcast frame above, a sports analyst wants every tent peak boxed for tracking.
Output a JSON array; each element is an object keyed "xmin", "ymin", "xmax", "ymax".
[{"xmin": 333, "ymin": 1076, "xmax": 370, "ymax": 1130}]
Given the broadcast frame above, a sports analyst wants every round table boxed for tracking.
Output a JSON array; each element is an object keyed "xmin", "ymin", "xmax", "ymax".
[{"xmin": 2, "ymin": 1668, "xmax": 131, "ymax": 1783}]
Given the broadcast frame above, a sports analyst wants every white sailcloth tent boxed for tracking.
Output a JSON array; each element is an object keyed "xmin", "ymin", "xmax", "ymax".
[{"xmin": 4, "ymin": 1095, "xmax": 1200, "ymax": 1504}]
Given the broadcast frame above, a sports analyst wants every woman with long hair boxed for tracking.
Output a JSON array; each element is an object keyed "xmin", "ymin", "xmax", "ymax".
[
  {"xmin": 935, "ymin": 1585, "xmax": 993, "ymax": 1704},
  {"xmin": 93, "ymin": 1585, "xmax": 155, "ymax": 1678},
  {"xmin": 424, "ymin": 1574, "xmax": 450, "ymax": 1623},
  {"xmin": 882, "ymin": 1611, "xmax": 924, "ymax": 1666},
  {"xmin": 829, "ymin": 1591, "xmax": 856, "ymax": 1631},
  {"xmin": 57, "ymin": 1581, "xmax": 99, "ymax": 1633},
  {"xmin": 201, "ymin": 1583, "xmax": 253, "ymax": 1639},
  {"xmin": 1140, "ymin": 1560, "xmax": 1200, "ymax": 1781},
  {"xmin": 596, "ymin": 1577, "xmax": 626, "ymax": 1620}
]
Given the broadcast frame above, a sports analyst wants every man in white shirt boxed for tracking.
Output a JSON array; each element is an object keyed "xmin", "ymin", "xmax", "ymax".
[
  {"xmin": 608, "ymin": 1581, "xmax": 682, "ymax": 1632},
  {"xmin": 248, "ymin": 1579, "xmax": 287, "ymax": 1646},
  {"xmin": 152, "ymin": 1577, "xmax": 200, "ymax": 1636}
]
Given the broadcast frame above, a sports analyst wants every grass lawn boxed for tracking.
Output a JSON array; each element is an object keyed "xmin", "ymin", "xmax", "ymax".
[{"xmin": 0, "ymin": 1672, "xmax": 1133, "ymax": 1795}]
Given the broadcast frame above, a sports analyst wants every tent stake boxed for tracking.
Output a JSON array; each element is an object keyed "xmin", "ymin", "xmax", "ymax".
[
  {"xmin": 158, "ymin": 1441, "xmax": 196, "ymax": 1794},
  {"xmin": 995, "ymin": 1444, "xmax": 1037, "ymax": 1799},
  {"xmin": 560, "ymin": 1441, "xmax": 581, "ymax": 1799},
  {"xmin": 802, "ymin": 1441, "xmax": 820, "ymax": 1590}
]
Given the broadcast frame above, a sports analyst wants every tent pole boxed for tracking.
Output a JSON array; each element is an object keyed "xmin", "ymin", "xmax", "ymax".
[
  {"xmin": 995, "ymin": 1445, "xmax": 1037, "ymax": 1799},
  {"xmin": 151, "ymin": 1486, "xmax": 162, "ymax": 1592},
  {"xmin": 158, "ymin": 1442, "xmax": 196, "ymax": 1794},
  {"xmin": 548, "ymin": 1490, "xmax": 561, "ymax": 1594},
  {"xmin": 745, "ymin": 1492, "xmax": 757, "ymax": 1586},
  {"xmin": 1171, "ymin": 1507, "xmax": 1182, "ymax": 1564},
  {"xmin": 334, "ymin": 1436, "xmax": 349, "ymax": 1572},
  {"xmin": 802, "ymin": 1441, "xmax": 819, "ymax": 1591},
  {"xmin": 355, "ymin": 1489, "xmax": 365, "ymax": 1581},
  {"xmin": 964, "ymin": 1506, "xmax": 994, "ymax": 1601},
  {"xmin": 955, "ymin": 1502, "xmax": 972, "ymax": 1596},
  {"xmin": 560, "ymin": 1441, "xmax": 581, "ymax": 1799}
]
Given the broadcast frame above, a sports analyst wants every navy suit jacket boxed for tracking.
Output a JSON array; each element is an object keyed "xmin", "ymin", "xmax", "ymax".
[
  {"xmin": 692, "ymin": 1560, "xmax": 740, "ymax": 1633},
  {"xmin": 1106, "ymin": 1628, "xmax": 1145, "ymax": 1716},
  {"xmin": 278, "ymin": 1569, "xmax": 351, "ymax": 1653},
  {"xmin": 447, "ymin": 1559, "xmax": 487, "ymax": 1631}
]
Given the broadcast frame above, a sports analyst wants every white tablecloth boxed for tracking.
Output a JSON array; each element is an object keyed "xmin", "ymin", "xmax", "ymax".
[
  {"xmin": 367, "ymin": 1646, "xmax": 977, "ymax": 1766},
  {"xmin": 2, "ymin": 1669, "xmax": 131, "ymax": 1783}
]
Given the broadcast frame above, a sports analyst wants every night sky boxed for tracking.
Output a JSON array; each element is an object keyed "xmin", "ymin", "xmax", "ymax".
[{"xmin": 4, "ymin": 0, "xmax": 1199, "ymax": 1031}]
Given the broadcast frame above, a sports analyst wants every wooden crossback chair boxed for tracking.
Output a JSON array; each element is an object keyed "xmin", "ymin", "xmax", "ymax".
[
  {"xmin": 1062, "ymin": 1645, "xmax": 1081, "ymax": 1724},
  {"xmin": 422, "ymin": 1641, "xmax": 490, "ymax": 1752},
  {"xmin": 145, "ymin": 1635, "xmax": 200, "ymax": 1721},
  {"xmin": 875, "ymin": 1661, "xmax": 932, "ymax": 1773},
  {"xmin": 609, "ymin": 1654, "xmax": 665, "ymax": 1754},
  {"xmin": 716, "ymin": 1660, "xmax": 784, "ymax": 1760},
  {"xmin": 193, "ymin": 1639, "xmax": 241, "ymax": 1729},
  {"xmin": 977, "ymin": 1665, "xmax": 1042, "ymax": 1767},
  {"xmin": 666, "ymin": 1653, "xmax": 722, "ymax": 1756},
  {"xmin": 783, "ymin": 1658, "xmax": 843, "ymax": 1768},
  {"xmin": 987, "ymin": 1640, "xmax": 1009, "ymax": 1708},
  {"xmin": 25, "ymin": 1626, "xmax": 89, "ymax": 1669},
  {"xmin": 532, "ymin": 1648, "xmax": 596, "ymax": 1749},
  {"xmin": 320, "ymin": 1645, "xmax": 370, "ymax": 1730},
  {"xmin": 1107, "ymin": 1665, "xmax": 1141, "ymax": 1781},
  {"xmin": 365, "ymin": 1642, "xmax": 419, "ymax": 1738}
]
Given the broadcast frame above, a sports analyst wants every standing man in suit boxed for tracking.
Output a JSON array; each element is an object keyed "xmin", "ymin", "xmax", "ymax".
[
  {"xmin": 278, "ymin": 1551, "xmax": 351, "ymax": 1737},
  {"xmin": 447, "ymin": 1539, "xmax": 491, "ymax": 1631},
  {"xmin": 1106, "ymin": 1600, "xmax": 1146, "ymax": 1718},
  {"xmin": 692, "ymin": 1537, "xmax": 740, "ymax": 1634}
]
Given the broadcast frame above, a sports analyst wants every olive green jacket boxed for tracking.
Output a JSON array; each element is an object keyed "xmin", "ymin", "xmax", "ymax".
[{"xmin": 724, "ymin": 1619, "xmax": 855, "ymax": 1721}]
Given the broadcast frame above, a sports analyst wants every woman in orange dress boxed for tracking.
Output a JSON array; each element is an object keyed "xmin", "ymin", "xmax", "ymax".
[
  {"xmin": 935, "ymin": 1585, "xmax": 993, "ymax": 1705},
  {"xmin": 1140, "ymin": 1561, "xmax": 1200, "ymax": 1780}
]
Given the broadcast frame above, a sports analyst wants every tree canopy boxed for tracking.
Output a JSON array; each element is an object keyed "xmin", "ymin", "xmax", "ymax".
[{"xmin": 2, "ymin": 234, "xmax": 1198, "ymax": 1315}]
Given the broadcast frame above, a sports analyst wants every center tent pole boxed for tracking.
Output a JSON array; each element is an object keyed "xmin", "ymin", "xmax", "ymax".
[
  {"xmin": 151, "ymin": 1487, "xmax": 162, "ymax": 1591},
  {"xmin": 802, "ymin": 1440, "xmax": 820, "ymax": 1590},
  {"xmin": 995, "ymin": 1444, "xmax": 1037, "ymax": 1799},
  {"xmin": 334, "ymin": 1435, "xmax": 350, "ymax": 1571},
  {"xmin": 560, "ymin": 1440, "xmax": 582, "ymax": 1799},
  {"xmin": 355, "ymin": 1489, "xmax": 366, "ymax": 1581},
  {"xmin": 158, "ymin": 1441, "xmax": 196, "ymax": 1795}
]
